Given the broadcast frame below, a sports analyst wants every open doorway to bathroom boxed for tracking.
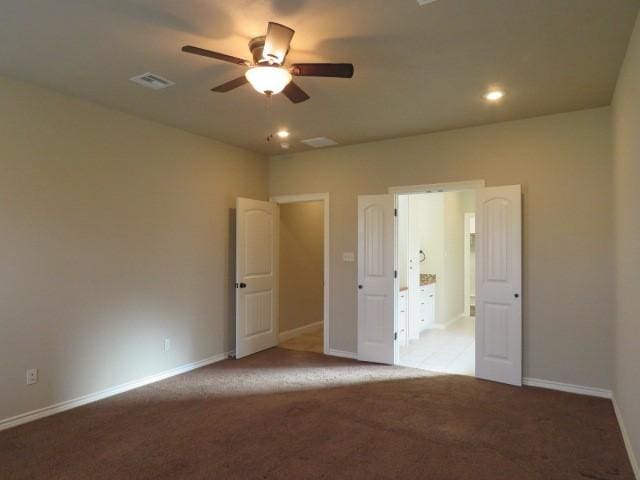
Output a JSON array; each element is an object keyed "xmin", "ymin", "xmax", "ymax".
[
  {"xmin": 396, "ymin": 190, "xmax": 476, "ymax": 375},
  {"xmin": 270, "ymin": 194, "xmax": 330, "ymax": 355}
]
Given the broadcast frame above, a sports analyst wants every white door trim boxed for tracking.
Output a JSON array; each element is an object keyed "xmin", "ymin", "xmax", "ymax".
[
  {"xmin": 270, "ymin": 193, "xmax": 330, "ymax": 355},
  {"xmin": 388, "ymin": 179, "xmax": 485, "ymax": 195}
]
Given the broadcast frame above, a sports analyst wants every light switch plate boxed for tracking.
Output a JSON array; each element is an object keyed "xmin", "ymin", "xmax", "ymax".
[{"xmin": 342, "ymin": 252, "xmax": 355, "ymax": 262}]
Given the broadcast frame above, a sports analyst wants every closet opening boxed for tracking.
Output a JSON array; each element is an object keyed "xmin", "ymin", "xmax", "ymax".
[{"xmin": 270, "ymin": 194, "xmax": 330, "ymax": 355}]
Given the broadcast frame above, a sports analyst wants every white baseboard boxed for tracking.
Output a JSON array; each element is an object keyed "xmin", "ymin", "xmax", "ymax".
[
  {"xmin": 430, "ymin": 313, "xmax": 467, "ymax": 330},
  {"xmin": 613, "ymin": 396, "xmax": 640, "ymax": 479},
  {"xmin": 0, "ymin": 350, "xmax": 234, "ymax": 432},
  {"xmin": 523, "ymin": 377, "xmax": 612, "ymax": 399},
  {"xmin": 328, "ymin": 349, "xmax": 358, "ymax": 360},
  {"xmin": 278, "ymin": 321, "xmax": 323, "ymax": 343}
]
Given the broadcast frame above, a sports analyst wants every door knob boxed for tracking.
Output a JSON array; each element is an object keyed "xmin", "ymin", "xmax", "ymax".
[
  {"xmin": 514, "ymin": 293, "xmax": 519, "ymax": 298},
  {"xmin": 238, "ymin": 282, "xmax": 247, "ymax": 289},
  {"xmin": 358, "ymin": 285, "xmax": 363, "ymax": 289}
]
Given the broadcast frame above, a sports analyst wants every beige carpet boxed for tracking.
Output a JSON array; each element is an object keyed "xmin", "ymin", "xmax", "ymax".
[{"xmin": 0, "ymin": 348, "xmax": 633, "ymax": 479}]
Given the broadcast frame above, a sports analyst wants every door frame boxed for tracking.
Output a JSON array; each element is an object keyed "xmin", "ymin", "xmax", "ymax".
[
  {"xmin": 270, "ymin": 193, "xmax": 330, "ymax": 355},
  {"xmin": 389, "ymin": 180, "xmax": 486, "ymax": 195},
  {"xmin": 388, "ymin": 180, "xmax": 485, "ymax": 366}
]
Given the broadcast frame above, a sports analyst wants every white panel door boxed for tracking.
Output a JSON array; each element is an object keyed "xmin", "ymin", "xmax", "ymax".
[
  {"xmin": 475, "ymin": 185, "xmax": 522, "ymax": 385},
  {"xmin": 236, "ymin": 198, "xmax": 279, "ymax": 359},
  {"xmin": 357, "ymin": 194, "xmax": 395, "ymax": 364}
]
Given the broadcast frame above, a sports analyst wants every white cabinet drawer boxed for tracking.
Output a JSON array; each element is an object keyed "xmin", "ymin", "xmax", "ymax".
[
  {"xmin": 399, "ymin": 291, "xmax": 409, "ymax": 310},
  {"xmin": 419, "ymin": 283, "xmax": 436, "ymax": 327},
  {"xmin": 398, "ymin": 309, "xmax": 408, "ymax": 346},
  {"xmin": 398, "ymin": 291, "xmax": 408, "ymax": 346}
]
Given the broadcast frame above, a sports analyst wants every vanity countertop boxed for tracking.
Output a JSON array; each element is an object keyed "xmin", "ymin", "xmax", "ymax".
[
  {"xmin": 400, "ymin": 274, "xmax": 436, "ymax": 292},
  {"xmin": 420, "ymin": 274, "xmax": 437, "ymax": 286}
]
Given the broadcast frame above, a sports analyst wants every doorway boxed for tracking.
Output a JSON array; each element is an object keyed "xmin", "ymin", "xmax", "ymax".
[
  {"xmin": 271, "ymin": 194, "xmax": 330, "ymax": 355},
  {"xmin": 396, "ymin": 190, "xmax": 476, "ymax": 375},
  {"xmin": 235, "ymin": 194, "xmax": 330, "ymax": 359},
  {"xmin": 355, "ymin": 182, "xmax": 523, "ymax": 386}
]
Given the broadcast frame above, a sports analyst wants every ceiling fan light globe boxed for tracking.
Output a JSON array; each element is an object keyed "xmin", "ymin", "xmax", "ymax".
[{"xmin": 245, "ymin": 66, "xmax": 292, "ymax": 95}]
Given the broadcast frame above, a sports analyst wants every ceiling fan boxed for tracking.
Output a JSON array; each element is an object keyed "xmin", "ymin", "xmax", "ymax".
[{"xmin": 181, "ymin": 22, "xmax": 354, "ymax": 104}]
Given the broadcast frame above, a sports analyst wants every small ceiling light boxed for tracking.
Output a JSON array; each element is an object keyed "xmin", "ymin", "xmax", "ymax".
[
  {"xmin": 245, "ymin": 66, "xmax": 292, "ymax": 95},
  {"xmin": 276, "ymin": 129, "xmax": 290, "ymax": 139},
  {"xmin": 484, "ymin": 90, "xmax": 505, "ymax": 101}
]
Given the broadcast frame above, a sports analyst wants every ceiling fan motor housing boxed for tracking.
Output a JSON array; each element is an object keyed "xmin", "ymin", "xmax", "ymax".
[{"xmin": 249, "ymin": 36, "xmax": 288, "ymax": 65}]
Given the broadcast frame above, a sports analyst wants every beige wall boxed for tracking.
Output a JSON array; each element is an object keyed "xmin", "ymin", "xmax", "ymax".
[
  {"xmin": 270, "ymin": 107, "xmax": 613, "ymax": 389},
  {"xmin": 409, "ymin": 193, "xmax": 447, "ymax": 322},
  {"xmin": 397, "ymin": 195, "xmax": 409, "ymax": 289},
  {"xmin": 440, "ymin": 191, "xmax": 470, "ymax": 326},
  {"xmin": 612, "ymin": 13, "xmax": 640, "ymax": 470},
  {"xmin": 0, "ymin": 76, "xmax": 268, "ymax": 422},
  {"xmin": 278, "ymin": 201, "xmax": 324, "ymax": 333}
]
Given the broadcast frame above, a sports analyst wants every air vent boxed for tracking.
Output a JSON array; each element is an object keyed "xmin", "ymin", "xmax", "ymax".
[
  {"xmin": 300, "ymin": 137, "xmax": 338, "ymax": 148},
  {"xmin": 417, "ymin": 0, "xmax": 438, "ymax": 5},
  {"xmin": 129, "ymin": 72, "xmax": 175, "ymax": 90}
]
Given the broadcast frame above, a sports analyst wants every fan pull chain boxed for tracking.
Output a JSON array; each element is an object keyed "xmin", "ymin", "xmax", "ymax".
[{"xmin": 265, "ymin": 92, "xmax": 274, "ymax": 143}]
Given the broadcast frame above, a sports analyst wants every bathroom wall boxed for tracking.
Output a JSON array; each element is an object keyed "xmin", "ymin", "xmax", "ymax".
[
  {"xmin": 398, "ymin": 195, "xmax": 409, "ymax": 289},
  {"xmin": 440, "ymin": 191, "xmax": 467, "ymax": 326},
  {"xmin": 410, "ymin": 193, "xmax": 444, "ymax": 281}
]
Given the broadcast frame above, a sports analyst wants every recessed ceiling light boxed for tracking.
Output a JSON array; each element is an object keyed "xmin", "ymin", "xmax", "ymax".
[
  {"xmin": 276, "ymin": 129, "xmax": 290, "ymax": 139},
  {"xmin": 484, "ymin": 90, "xmax": 505, "ymax": 101}
]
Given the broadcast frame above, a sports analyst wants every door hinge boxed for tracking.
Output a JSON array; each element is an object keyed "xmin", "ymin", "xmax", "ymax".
[
  {"xmin": 394, "ymin": 332, "xmax": 398, "ymax": 341},
  {"xmin": 394, "ymin": 208, "xmax": 398, "ymax": 217},
  {"xmin": 394, "ymin": 270, "xmax": 398, "ymax": 279}
]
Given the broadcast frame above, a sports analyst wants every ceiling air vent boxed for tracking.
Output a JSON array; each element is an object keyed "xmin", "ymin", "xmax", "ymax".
[
  {"xmin": 129, "ymin": 72, "xmax": 175, "ymax": 90},
  {"xmin": 300, "ymin": 137, "xmax": 338, "ymax": 148}
]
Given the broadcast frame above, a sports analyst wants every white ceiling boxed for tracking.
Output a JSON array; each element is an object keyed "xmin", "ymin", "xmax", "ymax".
[{"xmin": 0, "ymin": 0, "xmax": 638, "ymax": 155}]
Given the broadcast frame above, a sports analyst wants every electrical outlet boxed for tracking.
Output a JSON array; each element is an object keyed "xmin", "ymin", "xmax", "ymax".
[
  {"xmin": 342, "ymin": 252, "xmax": 355, "ymax": 263},
  {"xmin": 164, "ymin": 338, "xmax": 171, "ymax": 352},
  {"xmin": 26, "ymin": 368, "xmax": 38, "ymax": 385}
]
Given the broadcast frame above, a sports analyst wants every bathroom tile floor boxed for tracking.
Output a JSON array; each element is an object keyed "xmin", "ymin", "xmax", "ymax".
[{"xmin": 398, "ymin": 316, "xmax": 475, "ymax": 376}]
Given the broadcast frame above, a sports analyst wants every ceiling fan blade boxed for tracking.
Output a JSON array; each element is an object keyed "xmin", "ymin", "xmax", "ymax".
[
  {"xmin": 182, "ymin": 45, "xmax": 249, "ymax": 66},
  {"xmin": 211, "ymin": 76, "xmax": 249, "ymax": 92},
  {"xmin": 290, "ymin": 63, "xmax": 354, "ymax": 78},
  {"xmin": 282, "ymin": 81, "xmax": 310, "ymax": 103},
  {"xmin": 262, "ymin": 22, "xmax": 295, "ymax": 65}
]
